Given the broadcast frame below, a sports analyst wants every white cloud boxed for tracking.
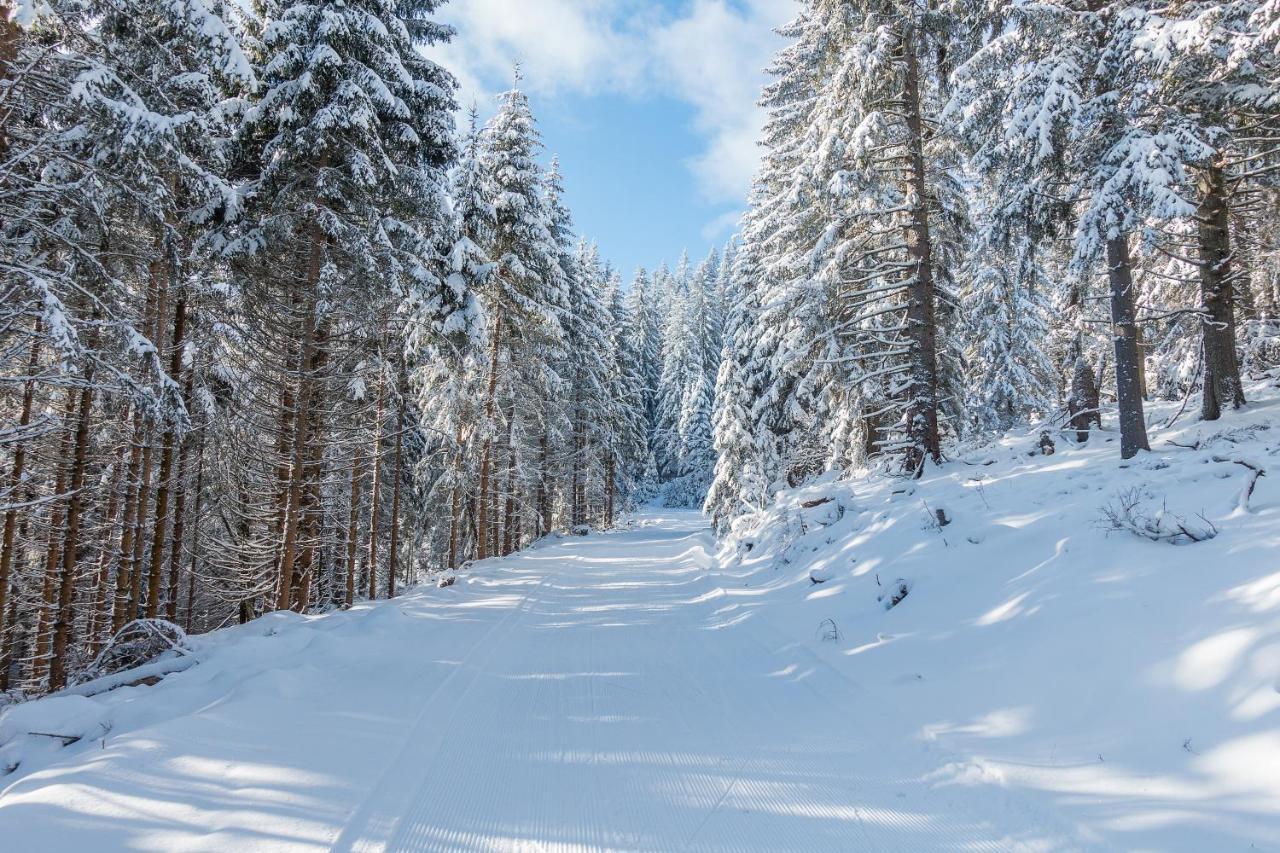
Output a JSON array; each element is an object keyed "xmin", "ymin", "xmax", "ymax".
[
  {"xmin": 427, "ymin": 0, "xmax": 797, "ymax": 205},
  {"xmin": 701, "ymin": 208, "xmax": 744, "ymax": 242}
]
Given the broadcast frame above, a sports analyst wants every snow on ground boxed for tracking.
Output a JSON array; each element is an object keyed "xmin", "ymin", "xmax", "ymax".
[
  {"xmin": 717, "ymin": 380, "xmax": 1280, "ymax": 852},
  {"xmin": 0, "ymin": 384, "xmax": 1278, "ymax": 851}
]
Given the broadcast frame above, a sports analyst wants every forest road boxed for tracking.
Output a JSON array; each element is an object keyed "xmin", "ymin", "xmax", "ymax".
[
  {"xmin": 0, "ymin": 510, "xmax": 1089, "ymax": 852},
  {"xmin": 331, "ymin": 510, "xmax": 1077, "ymax": 853}
]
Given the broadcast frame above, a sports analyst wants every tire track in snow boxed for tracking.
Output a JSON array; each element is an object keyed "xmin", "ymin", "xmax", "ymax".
[{"xmin": 331, "ymin": 562, "xmax": 552, "ymax": 853}]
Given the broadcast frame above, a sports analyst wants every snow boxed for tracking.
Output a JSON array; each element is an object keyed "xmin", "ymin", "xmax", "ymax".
[
  {"xmin": 717, "ymin": 381, "xmax": 1280, "ymax": 851},
  {"xmin": 2, "ymin": 386, "xmax": 1279, "ymax": 850}
]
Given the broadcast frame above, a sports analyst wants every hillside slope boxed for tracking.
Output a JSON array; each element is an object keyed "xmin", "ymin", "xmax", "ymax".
[{"xmin": 714, "ymin": 381, "xmax": 1280, "ymax": 850}]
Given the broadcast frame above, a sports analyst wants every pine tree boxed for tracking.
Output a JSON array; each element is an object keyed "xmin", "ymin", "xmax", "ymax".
[{"xmin": 473, "ymin": 79, "xmax": 564, "ymax": 557}]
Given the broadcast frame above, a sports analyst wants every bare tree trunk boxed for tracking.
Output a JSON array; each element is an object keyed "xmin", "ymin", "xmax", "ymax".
[
  {"xmin": 127, "ymin": 257, "xmax": 171, "ymax": 620},
  {"xmin": 446, "ymin": 425, "xmax": 464, "ymax": 568},
  {"xmin": 86, "ymin": 446, "xmax": 126, "ymax": 658},
  {"xmin": 501, "ymin": 402, "xmax": 517, "ymax": 556},
  {"xmin": 30, "ymin": 394, "xmax": 76, "ymax": 686},
  {"xmin": 571, "ymin": 415, "xmax": 584, "ymax": 528},
  {"xmin": 184, "ymin": 433, "xmax": 205, "ymax": 633},
  {"xmin": 536, "ymin": 431, "xmax": 551, "ymax": 537},
  {"xmin": 275, "ymin": 222, "xmax": 324, "ymax": 611},
  {"xmin": 477, "ymin": 313, "xmax": 503, "ymax": 561},
  {"xmin": 49, "ymin": 345, "xmax": 100, "ymax": 690},
  {"xmin": 145, "ymin": 298, "xmax": 186, "ymax": 619},
  {"xmin": 366, "ymin": 379, "xmax": 385, "ymax": 601},
  {"xmin": 1068, "ymin": 357, "xmax": 1102, "ymax": 443},
  {"xmin": 900, "ymin": 18, "xmax": 942, "ymax": 475},
  {"xmin": 1197, "ymin": 161, "xmax": 1245, "ymax": 421},
  {"xmin": 386, "ymin": 383, "xmax": 405, "ymax": 598},
  {"xmin": 1106, "ymin": 235, "xmax": 1151, "ymax": 459},
  {"xmin": 605, "ymin": 456, "xmax": 615, "ymax": 527},
  {"xmin": 112, "ymin": 414, "xmax": 144, "ymax": 633},
  {"xmin": 295, "ymin": 324, "xmax": 328, "ymax": 612},
  {"xmin": 165, "ymin": 373, "xmax": 194, "ymax": 623},
  {"xmin": 0, "ymin": 319, "xmax": 40, "ymax": 665},
  {"xmin": 344, "ymin": 451, "xmax": 364, "ymax": 607}
]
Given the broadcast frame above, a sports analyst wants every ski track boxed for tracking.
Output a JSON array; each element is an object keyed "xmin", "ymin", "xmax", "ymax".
[
  {"xmin": 0, "ymin": 510, "xmax": 1096, "ymax": 852},
  {"xmin": 335, "ymin": 512, "xmax": 1083, "ymax": 853}
]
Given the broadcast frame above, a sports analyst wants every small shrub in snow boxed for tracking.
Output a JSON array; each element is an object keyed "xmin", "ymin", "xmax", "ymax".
[
  {"xmin": 1038, "ymin": 431, "xmax": 1056, "ymax": 456},
  {"xmin": 437, "ymin": 575, "xmax": 457, "ymax": 588},
  {"xmin": 1099, "ymin": 488, "xmax": 1217, "ymax": 544},
  {"xmin": 816, "ymin": 618, "xmax": 841, "ymax": 642},
  {"xmin": 74, "ymin": 620, "xmax": 191, "ymax": 687},
  {"xmin": 571, "ymin": 524, "xmax": 592, "ymax": 537},
  {"xmin": 878, "ymin": 578, "xmax": 912, "ymax": 610}
]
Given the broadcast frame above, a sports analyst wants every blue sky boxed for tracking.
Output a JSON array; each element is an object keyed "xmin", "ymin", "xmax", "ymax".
[{"xmin": 426, "ymin": 0, "xmax": 797, "ymax": 280}]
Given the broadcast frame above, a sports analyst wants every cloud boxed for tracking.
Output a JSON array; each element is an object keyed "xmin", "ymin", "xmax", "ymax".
[
  {"xmin": 701, "ymin": 209, "xmax": 744, "ymax": 242},
  {"xmin": 651, "ymin": 0, "xmax": 795, "ymax": 202},
  {"xmin": 427, "ymin": 0, "xmax": 797, "ymax": 205}
]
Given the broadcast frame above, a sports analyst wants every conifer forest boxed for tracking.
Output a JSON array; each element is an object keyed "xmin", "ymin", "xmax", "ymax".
[{"xmin": 2, "ymin": 1, "xmax": 1280, "ymax": 850}]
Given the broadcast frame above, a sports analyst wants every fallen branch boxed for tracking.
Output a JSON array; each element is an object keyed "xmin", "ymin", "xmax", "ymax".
[
  {"xmin": 1099, "ymin": 488, "xmax": 1217, "ymax": 544},
  {"xmin": 53, "ymin": 654, "xmax": 198, "ymax": 700},
  {"xmin": 26, "ymin": 731, "xmax": 81, "ymax": 746},
  {"xmin": 1212, "ymin": 455, "xmax": 1266, "ymax": 512}
]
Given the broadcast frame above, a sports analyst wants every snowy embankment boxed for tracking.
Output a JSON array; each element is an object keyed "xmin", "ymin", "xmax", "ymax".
[
  {"xmin": 0, "ymin": 556, "xmax": 545, "ymax": 850},
  {"xmin": 715, "ymin": 380, "xmax": 1280, "ymax": 850}
]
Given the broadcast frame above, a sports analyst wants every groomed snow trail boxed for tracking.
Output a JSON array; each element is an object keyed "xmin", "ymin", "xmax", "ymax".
[{"xmin": 0, "ymin": 510, "xmax": 1088, "ymax": 852}]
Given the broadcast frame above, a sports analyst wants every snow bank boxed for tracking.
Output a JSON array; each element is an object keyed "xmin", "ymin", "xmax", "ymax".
[
  {"xmin": 0, "ymin": 559, "xmax": 526, "ymax": 850},
  {"xmin": 715, "ymin": 380, "xmax": 1280, "ymax": 851}
]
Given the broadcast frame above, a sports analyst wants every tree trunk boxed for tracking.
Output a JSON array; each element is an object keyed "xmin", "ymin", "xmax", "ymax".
[
  {"xmin": 112, "ymin": 413, "xmax": 145, "ymax": 633},
  {"xmin": 477, "ymin": 312, "xmax": 503, "ymax": 561},
  {"xmin": 366, "ymin": 379, "xmax": 385, "ymax": 601},
  {"xmin": 571, "ymin": 414, "xmax": 584, "ymax": 529},
  {"xmin": 386, "ymin": 370, "xmax": 406, "ymax": 599},
  {"xmin": 0, "ymin": 319, "xmax": 40, "ymax": 668},
  {"xmin": 1105, "ymin": 235, "xmax": 1151, "ymax": 459},
  {"xmin": 145, "ymin": 298, "xmax": 187, "ymax": 619},
  {"xmin": 86, "ymin": 447, "xmax": 127, "ymax": 658},
  {"xmin": 165, "ymin": 380, "xmax": 194, "ymax": 623},
  {"xmin": 605, "ymin": 456, "xmax": 615, "ymax": 527},
  {"xmin": 184, "ymin": 434, "xmax": 205, "ymax": 633},
  {"xmin": 1068, "ymin": 357, "xmax": 1102, "ymax": 443},
  {"xmin": 344, "ymin": 451, "xmax": 364, "ymax": 607},
  {"xmin": 1197, "ymin": 161, "xmax": 1245, "ymax": 421},
  {"xmin": 446, "ymin": 425, "xmax": 464, "ymax": 568},
  {"xmin": 127, "ymin": 257, "xmax": 171, "ymax": 620},
  {"xmin": 294, "ymin": 324, "xmax": 328, "ymax": 612},
  {"xmin": 900, "ymin": 18, "xmax": 942, "ymax": 475},
  {"xmin": 0, "ymin": 2, "xmax": 20, "ymax": 167},
  {"xmin": 537, "ymin": 431, "xmax": 551, "ymax": 537},
  {"xmin": 275, "ymin": 221, "xmax": 324, "ymax": 611},
  {"xmin": 49, "ymin": 345, "xmax": 100, "ymax": 690},
  {"xmin": 501, "ymin": 402, "xmax": 517, "ymax": 556},
  {"xmin": 30, "ymin": 394, "xmax": 77, "ymax": 686}
]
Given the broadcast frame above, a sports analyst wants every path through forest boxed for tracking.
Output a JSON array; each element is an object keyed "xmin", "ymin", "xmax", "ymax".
[{"xmin": 0, "ymin": 511, "xmax": 1087, "ymax": 851}]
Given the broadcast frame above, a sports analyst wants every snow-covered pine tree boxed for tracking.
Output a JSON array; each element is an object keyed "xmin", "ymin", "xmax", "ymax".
[
  {"xmin": 0, "ymin": 0, "xmax": 251, "ymax": 689},
  {"xmin": 602, "ymin": 266, "xmax": 649, "ymax": 517},
  {"xmin": 222, "ymin": 0, "xmax": 462, "ymax": 608},
  {"xmin": 947, "ymin": 0, "xmax": 1221, "ymax": 458},
  {"xmin": 473, "ymin": 80, "xmax": 564, "ymax": 557},
  {"xmin": 625, "ymin": 266, "xmax": 663, "ymax": 469},
  {"xmin": 706, "ymin": 224, "xmax": 773, "ymax": 530},
  {"xmin": 565, "ymin": 241, "xmax": 613, "ymax": 527},
  {"xmin": 961, "ymin": 229, "xmax": 1059, "ymax": 434}
]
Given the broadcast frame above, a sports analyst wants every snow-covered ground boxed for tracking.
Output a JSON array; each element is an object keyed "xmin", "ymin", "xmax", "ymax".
[
  {"xmin": 716, "ymin": 382, "xmax": 1280, "ymax": 852},
  {"xmin": 1, "ymin": 385, "xmax": 1278, "ymax": 851}
]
